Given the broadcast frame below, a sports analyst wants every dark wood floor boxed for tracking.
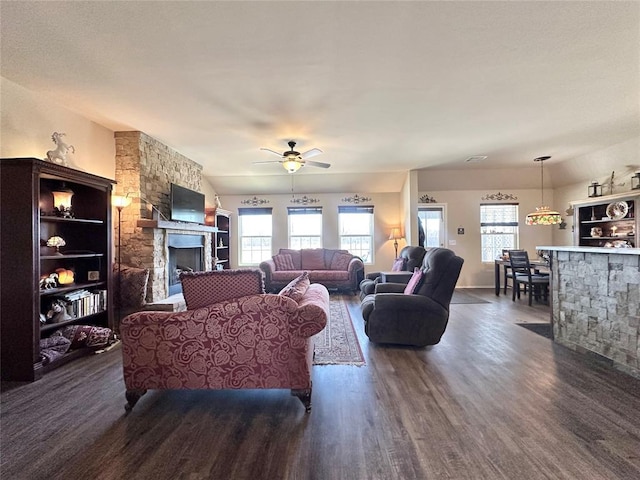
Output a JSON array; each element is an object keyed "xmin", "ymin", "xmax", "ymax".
[{"xmin": 2, "ymin": 289, "xmax": 640, "ymax": 480}]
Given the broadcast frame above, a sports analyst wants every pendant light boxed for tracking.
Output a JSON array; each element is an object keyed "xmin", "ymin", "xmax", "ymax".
[{"xmin": 526, "ymin": 156, "xmax": 562, "ymax": 226}]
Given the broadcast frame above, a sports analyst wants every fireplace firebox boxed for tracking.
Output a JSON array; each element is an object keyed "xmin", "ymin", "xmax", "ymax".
[{"xmin": 167, "ymin": 234, "xmax": 205, "ymax": 296}]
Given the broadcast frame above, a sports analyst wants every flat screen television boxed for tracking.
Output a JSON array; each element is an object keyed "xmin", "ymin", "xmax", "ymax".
[{"xmin": 170, "ymin": 183, "xmax": 205, "ymax": 224}]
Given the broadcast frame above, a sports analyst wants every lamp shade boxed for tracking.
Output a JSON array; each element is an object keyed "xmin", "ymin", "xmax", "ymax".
[
  {"xmin": 112, "ymin": 195, "xmax": 132, "ymax": 209},
  {"xmin": 52, "ymin": 187, "xmax": 74, "ymax": 210},
  {"xmin": 525, "ymin": 206, "xmax": 562, "ymax": 225},
  {"xmin": 388, "ymin": 227, "xmax": 402, "ymax": 240},
  {"xmin": 526, "ymin": 156, "xmax": 561, "ymax": 226}
]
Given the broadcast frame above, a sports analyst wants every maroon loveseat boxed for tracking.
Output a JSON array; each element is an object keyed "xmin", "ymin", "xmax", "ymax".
[{"xmin": 259, "ymin": 248, "xmax": 364, "ymax": 294}]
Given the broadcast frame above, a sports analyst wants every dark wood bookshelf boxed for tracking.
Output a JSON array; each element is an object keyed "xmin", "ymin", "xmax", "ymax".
[{"xmin": 0, "ymin": 158, "xmax": 114, "ymax": 381}]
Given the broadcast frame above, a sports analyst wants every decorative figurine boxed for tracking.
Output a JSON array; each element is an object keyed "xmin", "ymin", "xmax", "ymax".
[{"xmin": 45, "ymin": 132, "xmax": 75, "ymax": 166}]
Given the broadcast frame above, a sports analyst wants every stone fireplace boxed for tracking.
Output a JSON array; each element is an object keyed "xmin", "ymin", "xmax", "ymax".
[{"xmin": 114, "ymin": 131, "xmax": 213, "ymax": 303}]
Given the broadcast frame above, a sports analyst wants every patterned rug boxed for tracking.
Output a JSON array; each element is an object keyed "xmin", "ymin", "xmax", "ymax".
[{"xmin": 313, "ymin": 296, "xmax": 365, "ymax": 366}]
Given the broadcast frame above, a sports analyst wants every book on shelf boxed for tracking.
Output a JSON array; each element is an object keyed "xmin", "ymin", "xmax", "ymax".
[{"xmin": 52, "ymin": 289, "xmax": 107, "ymax": 319}]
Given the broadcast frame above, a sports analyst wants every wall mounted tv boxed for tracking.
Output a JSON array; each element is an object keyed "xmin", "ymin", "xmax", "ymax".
[{"xmin": 170, "ymin": 184, "xmax": 205, "ymax": 224}]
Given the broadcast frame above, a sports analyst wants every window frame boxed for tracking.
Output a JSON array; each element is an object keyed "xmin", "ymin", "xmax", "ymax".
[
  {"xmin": 287, "ymin": 206, "xmax": 323, "ymax": 250},
  {"xmin": 338, "ymin": 205, "xmax": 374, "ymax": 264},
  {"xmin": 237, "ymin": 207, "xmax": 273, "ymax": 266},
  {"xmin": 480, "ymin": 203, "xmax": 519, "ymax": 263}
]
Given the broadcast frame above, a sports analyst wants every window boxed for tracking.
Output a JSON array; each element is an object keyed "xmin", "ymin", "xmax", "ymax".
[
  {"xmin": 480, "ymin": 203, "xmax": 519, "ymax": 262},
  {"xmin": 338, "ymin": 205, "xmax": 374, "ymax": 263},
  {"xmin": 288, "ymin": 207, "xmax": 322, "ymax": 249},
  {"xmin": 418, "ymin": 206, "xmax": 445, "ymax": 248},
  {"xmin": 238, "ymin": 207, "xmax": 272, "ymax": 265}
]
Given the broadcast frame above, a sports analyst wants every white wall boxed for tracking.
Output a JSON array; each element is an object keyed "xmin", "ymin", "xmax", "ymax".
[
  {"xmin": 417, "ymin": 188, "xmax": 555, "ymax": 288},
  {"xmin": 1, "ymin": 77, "xmax": 116, "ymax": 179},
  {"xmin": 218, "ymin": 192, "xmax": 401, "ymax": 274}
]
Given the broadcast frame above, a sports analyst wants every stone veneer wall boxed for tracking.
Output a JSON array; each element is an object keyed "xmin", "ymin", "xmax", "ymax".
[
  {"xmin": 114, "ymin": 131, "xmax": 212, "ymax": 302},
  {"xmin": 552, "ymin": 250, "xmax": 640, "ymax": 378}
]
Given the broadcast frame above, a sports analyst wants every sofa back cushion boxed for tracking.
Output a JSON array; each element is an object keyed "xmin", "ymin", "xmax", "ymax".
[
  {"xmin": 414, "ymin": 248, "xmax": 464, "ymax": 306},
  {"xmin": 273, "ymin": 253, "xmax": 295, "ymax": 271},
  {"xmin": 278, "ymin": 248, "xmax": 302, "ymax": 270},
  {"xmin": 180, "ymin": 269, "xmax": 265, "ymax": 310},
  {"xmin": 301, "ymin": 249, "xmax": 326, "ymax": 270},
  {"xmin": 330, "ymin": 251, "xmax": 353, "ymax": 270},
  {"xmin": 279, "ymin": 271, "xmax": 310, "ymax": 302}
]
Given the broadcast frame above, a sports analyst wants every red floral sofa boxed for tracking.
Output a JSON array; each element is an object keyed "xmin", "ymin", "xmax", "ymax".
[
  {"xmin": 120, "ymin": 269, "xmax": 329, "ymax": 412},
  {"xmin": 259, "ymin": 248, "xmax": 364, "ymax": 294}
]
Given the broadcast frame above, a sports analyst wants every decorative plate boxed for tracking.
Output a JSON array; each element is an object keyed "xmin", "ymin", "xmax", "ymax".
[{"xmin": 606, "ymin": 201, "xmax": 629, "ymax": 220}]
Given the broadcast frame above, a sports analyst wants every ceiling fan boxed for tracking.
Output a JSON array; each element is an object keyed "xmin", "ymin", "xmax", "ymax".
[{"xmin": 255, "ymin": 141, "xmax": 331, "ymax": 173}]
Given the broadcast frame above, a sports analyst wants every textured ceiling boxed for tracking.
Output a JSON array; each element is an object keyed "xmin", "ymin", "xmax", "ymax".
[{"xmin": 1, "ymin": 1, "xmax": 638, "ymax": 194}]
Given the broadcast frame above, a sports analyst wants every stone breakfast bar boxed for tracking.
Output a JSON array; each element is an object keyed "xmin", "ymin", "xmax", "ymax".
[{"xmin": 537, "ymin": 246, "xmax": 640, "ymax": 379}]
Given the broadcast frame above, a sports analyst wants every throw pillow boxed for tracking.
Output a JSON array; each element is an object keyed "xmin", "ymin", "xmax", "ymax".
[
  {"xmin": 113, "ymin": 265, "xmax": 149, "ymax": 309},
  {"xmin": 330, "ymin": 252, "xmax": 352, "ymax": 270},
  {"xmin": 391, "ymin": 258, "xmax": 406, "ymax": 272},
  {"xmin": 273, "ymin": 253, "xmax": 295, "ymax": 271},
  {"xmin": 53, "ymin": 325, "xmax": 113, "ymax": 349},
  {"xmin": 404, "ymin": 268, "xmax": 424, "ymax": 295},
  {"xmin": 279, "ymin": 271, "xmax": 310, "ymax": 302},
  {"xmin": 301, "ymin": 249, "xmax": 326, "ymax": 270}
]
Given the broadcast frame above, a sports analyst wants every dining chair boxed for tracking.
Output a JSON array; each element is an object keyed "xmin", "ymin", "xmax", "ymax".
[
  {"xmin": 503, "ymin": 249, "xmax": 526, "ymax": 294},
  {"xmin": 509, "ymin": 250, "xmax": 549, "ymax": 306}
]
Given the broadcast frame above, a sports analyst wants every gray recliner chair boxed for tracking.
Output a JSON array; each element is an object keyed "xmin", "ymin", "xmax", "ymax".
[
  {"xmin": 360, "ymin": 247, "xmax": 464, "ymax": 347},
  {"xmin": 358, "ymin": 245, "xmax": 427, "ymax": 301}
]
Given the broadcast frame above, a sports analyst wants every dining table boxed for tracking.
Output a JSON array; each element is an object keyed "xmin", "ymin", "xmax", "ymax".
[{"xmin": 494, "ymin": 257, "xmax": 549, "ymax": 296}]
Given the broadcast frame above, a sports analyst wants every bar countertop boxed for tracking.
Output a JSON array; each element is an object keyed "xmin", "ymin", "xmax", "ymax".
[{"xmin": 536, "ymin": 245, "xmax": 640, "ymax": 255}]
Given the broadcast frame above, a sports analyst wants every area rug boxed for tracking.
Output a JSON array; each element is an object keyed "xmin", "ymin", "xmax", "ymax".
[
  {"xmin": 516, "ymin": 323, "xmax": 552, "ymax": 339},
  {"xmin": 451, "ymin": 290, "xmax": 489, "ymax": 304},
  {"xmin": 313, "ymin": 296, "xmax": 365, "ymax": 366}
]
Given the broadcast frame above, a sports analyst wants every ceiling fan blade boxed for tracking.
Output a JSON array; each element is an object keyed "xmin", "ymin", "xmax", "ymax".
[
  {"xmin": 300, "ymin": 148, "xmax": 323, "ymax": 159},
  {"xmin": 253, "ymin": 160, "xmax": 283, "ymax": 165},
  {"xmin": 260, "ymin": 148, "xmax": 284, "ymax": 157},
  {"xmin": 304, "ymin": 160, "xmax": 331, "ymax": 169}
]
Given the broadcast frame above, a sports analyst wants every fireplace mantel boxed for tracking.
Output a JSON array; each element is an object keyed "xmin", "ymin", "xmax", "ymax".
[{"xmin": 137, "ymin": 218, "xmax": 218, "ymax": 233}]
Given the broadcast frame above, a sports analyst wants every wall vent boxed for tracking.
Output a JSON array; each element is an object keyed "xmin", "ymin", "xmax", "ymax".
[{"xmin": 465, "ymin": 155, "xmax": 488, "ymax": 163}]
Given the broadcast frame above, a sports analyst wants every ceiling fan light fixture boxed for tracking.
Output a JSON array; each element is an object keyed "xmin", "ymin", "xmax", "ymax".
[{"xmin": 282, "ymin": 159, "xmax": 302, "ymax": 173}]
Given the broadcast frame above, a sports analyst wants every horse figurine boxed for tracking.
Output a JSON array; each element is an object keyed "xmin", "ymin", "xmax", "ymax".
[{"xmin": 45, "ymin": 132, "xmax": 75, "ymax": 166}]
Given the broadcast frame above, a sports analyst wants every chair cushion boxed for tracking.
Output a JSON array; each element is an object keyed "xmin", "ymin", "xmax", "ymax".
[
  {"xmin": 330, "ymin": 252, "xmax": 352, "ymax": 270},
  {"xmin": 404, "ymin": 268, "xmax": 424, "ymax": 295},
  {"xmin": 279, "ymin": 271, "xmax": 310, "ymax": 302},
  {"xmin": 273, "ymin": 253, "xmax": 295, "ymax": 271},
  {"xmin": 391, "ymin": 258, "xmax": 406, "ymax": 271}
]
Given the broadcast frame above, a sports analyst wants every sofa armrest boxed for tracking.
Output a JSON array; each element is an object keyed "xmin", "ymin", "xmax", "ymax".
[
  {"xmin": 259, "ymin": 258, "xmax": 277, "ymax": 290},
  {"xmin": 365, "ymin": 271, "xmax": 381, "ymax": 281},
  {"xmin": 372, "ymin": 293, "xmax": 447, "ymax": 315},
  {"xmin": 347, "ymin": 256, "xmax": 365, "ymax": 288},
  {"xmin": 374, "ymin": 282, "xmax": 406, "ymax": 294},
  {"xmin": 291, "ymin": 284, "xmax": 330, "ymax": 337}
]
